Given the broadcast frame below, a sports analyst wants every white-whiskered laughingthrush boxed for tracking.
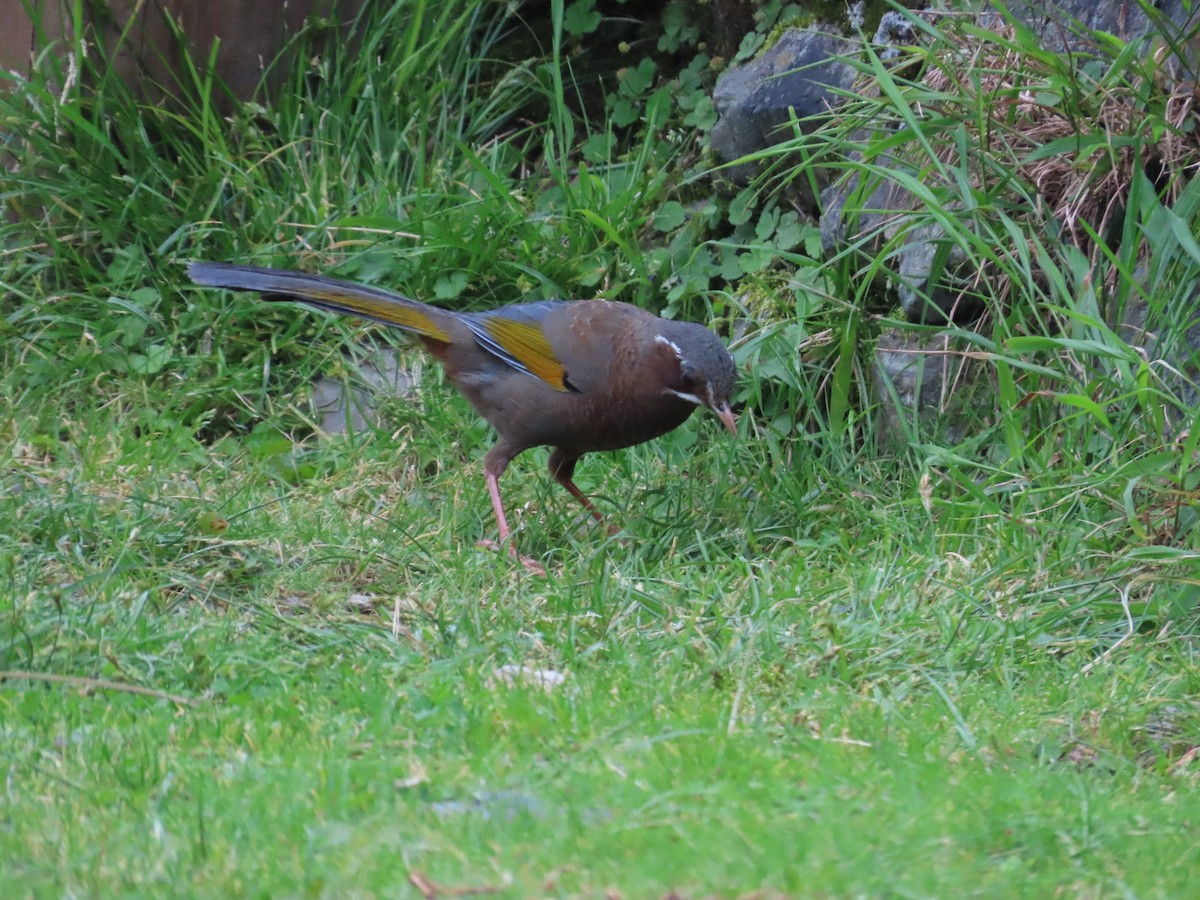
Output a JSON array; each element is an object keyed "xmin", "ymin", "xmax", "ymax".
[{"xmin": 187, "ymin": 262, "xmax": 737, "ymax": 572}]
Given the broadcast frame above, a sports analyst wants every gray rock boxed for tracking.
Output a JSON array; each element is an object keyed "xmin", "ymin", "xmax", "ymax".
[
  {"xmin": 1005, "ymin": 0, "xmax": 1200, "ymax": 51},
  {"xmin": 311, "ymin": 345, "xmax": 414, "ymax": 435},
  {"xmin": 1119, "ymin": 290, "xmax": 1200, "ymax": 415},
  {"xmin": 819, "ymin": 0, "xmax": 1200, "ymax": 319},
  {"xmin": 872, "ymin": 328, "xmax": 990, "ymax": 445},
  {"xmin": 896, "ymin": 222, "xmax": 980, "ymax": 324},
  {"xmin": 429, "ymin": 790, "xmax": 547, "ymax": 822},
  {"xmin": 710, "ymin": 27, "xmax": 857, "ymax": 200},
  {"xmin": 821, "ymin": 168, "xmax": 981, "ymax": 324},
  {"xmin": 873, "ymin": 9, "xmax": 918, "ymax": 62},
  {"xmin": 819, "ymin": 162, "xmax": 911, "ymax": 261},
  {"xmin": 428, "ymin": 790, "xmax": 611, "ymax": 824}
]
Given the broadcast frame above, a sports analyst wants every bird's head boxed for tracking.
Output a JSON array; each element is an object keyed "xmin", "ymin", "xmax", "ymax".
[{"xmin": 653, "ymin": 322, "xmax": 737, "ymax": 435}]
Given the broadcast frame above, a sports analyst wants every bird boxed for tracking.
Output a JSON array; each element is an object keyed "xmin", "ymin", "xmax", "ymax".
[{"xmin": 186, "ymin": 261, "xmax": 737, "ymax": 573}]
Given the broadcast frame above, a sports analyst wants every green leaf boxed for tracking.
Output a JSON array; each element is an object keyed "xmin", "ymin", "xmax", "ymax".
[
  {"xmin": 610, "ymin": 97, "xmax": 640, "ymax": 127},
  {"xmin": 754, "ymin": 208, "xmax": 780, "ymax": 243},
  {"xmin": 1057, "ymin": 393, "xmax": 1111, "ymax": 428},
  {"xmin": 563, "ymin": 0, "xmax": 601, "ymax": 37},
  {"xmin": 738, "ymin": 246, "xmax": 774, "ymax": 274},
  {"xmin": 653, "ymin": 201, "xmax": 687, "ymax": 232},
  {"xmin": 729, "ymin": 190, "xmax": 755, "ymax": 226},
  {"xmin": 582, "ymin": 132, "xmax": 615, "ymax": 163},
  {"xmin": 1121, "ymin": 547, "xmax": 1200, "ymax": 563},
  {"xmin": 434, "ymin": 271, "xmax": 470, "ymax": 300},
  {"xmin": 330, "ymin": 214, "xmax": 411, "ymax": 232},
  {"xmin": 659, "ymin": 2, "xmax": 699, "ymax": 52},
  {"xmin": 576, "ymin": 249, "xmax": 614, "ymax": 287},
  {"xmin": 195, "ymin": 511, "xmax": 229, "ymax": 536},
  {"xmin": 619, "ymin": 58, "xmax": 657, "ymax": 96},
  {"xmin": 246, "ymin": 424, "xmax": 293, "ymax": 462},
  {"xmin": 644, "ymin": 86, "xmax": 672, "ymax": 125},
  {"xmin": 682, "ymin": 95, "xmax": 717, "ymax": 131},
  {"xmin": 117, "ymin": 315, "xmax": 149, "ymax": 347},
  {"xmin": 717, "ymin": 244, "xmax": 742, "ymax": 280},
  {"xmin": 1005, "ymin": 335, "xmax": 1132, "ymax": 361},
  {"xmin": 804, "ymin": 229, "xmax": 823, "ymax": 258},
  {"xmin": 774, "ymin": 212, "xmax": 804, "ymax": 251},
  {"xmin": 126, "ymin": 343, "xmax": 172, "ymax": 375},
  {"xmin": 1021, "ymin": 133, "xmax": 1137, "ymax": 163}
]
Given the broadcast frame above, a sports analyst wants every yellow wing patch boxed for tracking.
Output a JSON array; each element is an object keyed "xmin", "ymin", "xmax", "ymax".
[
  {"xmin": 306, "ymin": 289, "xmax": 452, "ymax": 342},
  {"xmin": 475, "ymin": 315, "xmax": 570, "ymax": 392}
]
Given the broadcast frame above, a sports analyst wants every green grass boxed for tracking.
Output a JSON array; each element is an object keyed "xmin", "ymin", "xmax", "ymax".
[
  {"xmin": 7, "ymin": 645, "xmax": 1199, "ymax": 895},
  {"xmin": 3, "ymin": 0, "xmax": 1200, "ymax": 895},
  {"xmin": 4, "ymin": 378, "xmax": 1198, "ymax": 895}
]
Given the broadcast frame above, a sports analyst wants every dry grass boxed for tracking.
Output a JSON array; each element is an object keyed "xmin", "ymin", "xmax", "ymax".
[{"xmin": 918, "ymin": 15, "xmax": 1200, "ymax": 262}]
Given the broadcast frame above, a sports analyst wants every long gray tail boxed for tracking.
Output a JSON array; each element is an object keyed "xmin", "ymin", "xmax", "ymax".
[{"xmin": 186, "ymin": 261, "xmax": 454, "ymax": 340}]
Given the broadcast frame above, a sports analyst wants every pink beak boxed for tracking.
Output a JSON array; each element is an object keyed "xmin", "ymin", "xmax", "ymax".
[{"xmin": 714, "ymin": 402, "xmax": 737, "ymax": 435}]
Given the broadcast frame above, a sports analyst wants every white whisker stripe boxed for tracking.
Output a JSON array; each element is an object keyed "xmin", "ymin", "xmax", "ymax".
[{"xmin": 664, "ymin": 389, "xmax": 703, "ymax": 405}]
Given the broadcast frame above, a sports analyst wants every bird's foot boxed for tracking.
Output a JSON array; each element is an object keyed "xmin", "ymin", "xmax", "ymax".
[{"xmin": 475, "ymin": 539, "xmax": 546, "ymax": 576}]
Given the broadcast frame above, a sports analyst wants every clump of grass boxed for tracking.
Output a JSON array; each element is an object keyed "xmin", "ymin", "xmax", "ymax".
[{"xmin": 758, "ymin": 5, "xmax": 1200, "ymax": 630}]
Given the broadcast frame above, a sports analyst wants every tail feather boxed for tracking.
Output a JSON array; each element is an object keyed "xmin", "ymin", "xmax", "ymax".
[{"xmin": 186, "ymin": 261, "xmax": 453, "ymax": 342}]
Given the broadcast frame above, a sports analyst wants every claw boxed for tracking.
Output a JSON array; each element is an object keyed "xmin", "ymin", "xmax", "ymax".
[{"xmin": 475, "ymin": 539, "xmax": 546, "ymax": 576}]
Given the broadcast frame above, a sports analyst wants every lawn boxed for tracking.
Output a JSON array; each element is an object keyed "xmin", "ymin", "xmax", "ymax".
[{"xmin": 2, "ymin": 1, "xmax": 1199, "ymax": 896}]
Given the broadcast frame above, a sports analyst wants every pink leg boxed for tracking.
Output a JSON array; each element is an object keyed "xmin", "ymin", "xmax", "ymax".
[
  {"xmin": 549, "ymin": 450, "xmax": 617, "ymax": 534},
  {"xmin": 556, "ymin": 475, "xmax": 605, "ymax": 524},
  {"xmin": 486, "ymin": 469, "xmax": 513, "ymax": 540},
  {"xmin": 476, "ymin": 447, "xmax": 545, "ymax": 575}
]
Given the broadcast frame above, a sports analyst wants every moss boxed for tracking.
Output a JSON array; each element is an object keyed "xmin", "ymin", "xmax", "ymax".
[
  {"xmin": 758, "ymin": 0, "xmax": 895, "ymax": 53},
  {"xmin": 737, "ymin": 276, "xmax": 795, "ymax": 324}
]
